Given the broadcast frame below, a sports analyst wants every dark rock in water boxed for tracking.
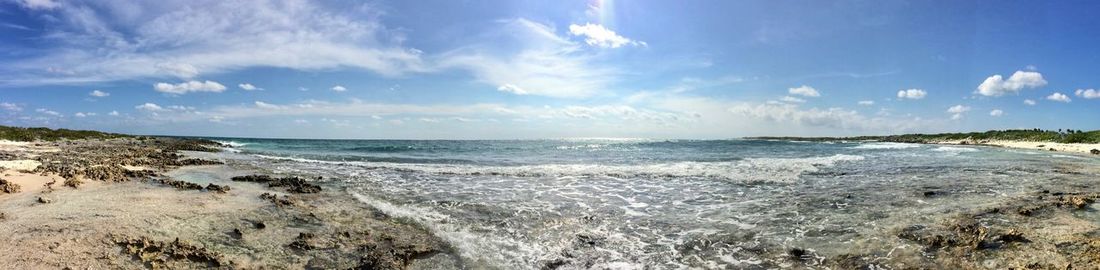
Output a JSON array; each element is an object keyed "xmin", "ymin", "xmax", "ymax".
[
  {"xmin": 37, "ymin": 196, "xmax": 51, "ymax": 204},
  {"xmin": 252, "ymin": 221, "xmax": 266, "ymax": 229},
  {"xmin": 233, "ymin": 174, "xmax": 322, "ymax": 193},
  {"xmin": 205, "ymin": 183, "xmax": 231, "ymax": 193},
  {"xmin": 1049, "ymin": 148, "xmax": 1057, "ymax": 151},
  {"xmin": 288, "ymin": 232, "xmax": 319, "ymax": 250},
  {"xmin": 229, "ymin": 228, "xmax": 243, "ymax": 240},
  {"xmin": 1092, "ymin": 149, "xmax": 1100, "ymax": 155},
  {"xmin": 0, "ymin": 178, "xmax": 21, "ymax": 194},
  {"xmin": 897, "ymin": 217, "xmax": 990, "ymax": 250},
  {"xmin": 174, "ymin": 158, "xmax": 224, "ymax": 166},
  {"xmin": 0, "ymin": 212, "xmax": 6, "ymax": 220},
  {"xmin": 575, "ymin": 234, "xmax": 604, "ymax": 247},
  {"xmin": 161, "ymin": 179, "xmax": 204, "ymax": 190},
  {"xmin": 996, "ymin": 229, "xmax": 1028, "ymax": 244},
  {"xmin": 788, "ymin": 248, "xmax": 808, "ymax": 261},
  {"xmin": 113, "ymin": 235, "xmax": 231, "ymax": 268},
  {"xmin": 1017, "ymin": 205, "xmax": 1044, "ymax": 216},
  {"xmin": 922, "ymin": 191, "xmax": 938, "ymax": 197},
  {"xmin": 260, "ymin": 192, "xmax": 294, "ymax": 207}
]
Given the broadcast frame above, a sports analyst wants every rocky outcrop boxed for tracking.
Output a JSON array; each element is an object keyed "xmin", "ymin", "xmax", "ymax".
[
  {"xmin": 1092, "ymin": 149, "xmax": 1100, "ymax": 155},
  {"xmin": 259, "ymin": 193, "xmax": 294, "ymax": 207},
  {"xmin": 0, "ymin": 178, "xmax": 21, "ymax": 193},
  {"xmin": 205, "ymin": 183, "xmax": 231, "ymax": 193},
  {"xmin": 113, "ymin": 235, "xmax": 232, "ymax": 269},
  {"xmin": 232, "ymin": 175, "xmax": 322, "ymax": 193},
  {"xmin": 160, "ymin": 179, "xmax": 204, "ymax": 190}
]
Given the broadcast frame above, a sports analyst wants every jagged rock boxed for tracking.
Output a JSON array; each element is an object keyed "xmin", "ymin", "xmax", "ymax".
[
  {"xmin": 233, "ymin": 174, "xmax": 322, "ymax": 193},
  {"xmin": 288, "ymin": 232, "xmax": 319, "ymax": 250},
  {"xmin": 63, "ymin": 176, "xmax": 83, "ymax": 188},
  {"xmin": 1092, "ymin": 149, "xmax": 1100, "ymax": 155},
  {"xmin": 897, "ymin": 216, "xmax": 989, "ymax": 250},
  {"xmin": 997, "ymin": 229, "xmax": 1028, "ymax": 243},
  {"xmin": 174, "ymin": 159, "xmax": 224, "ymax": 166},
  {"xmin": 205, "ymin": 183, "xmax": 231, "ymax": 193},
  {"xmin": 0, "ymin": 178, "xmax": 21, "ymax": 193},
  {"xmin": 260, "ymin": 193, "xmax": 294, "ymax": 207},
  {"xmin": 1017, "ymin": 205, "xmax": 1043, "ymax": 216},
  {"xmin": 1057, "ymin": 195, "xmax": 1094, "ymax": 209},
  {"xmin": 160, "ymin": 179, "xmax": 204, "ymax": 190},
  {"xmin": 788, "ymin": 248, "xmax": 808, "ymax": 261},
  {"xmin": 113, "ymin": 235, "xmax": 231, "ymax": 268}
]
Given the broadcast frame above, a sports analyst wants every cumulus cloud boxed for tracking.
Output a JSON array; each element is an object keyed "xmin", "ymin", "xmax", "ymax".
[
  {"xmin": 946, "ymin": 105, "xmax": 970, "ymax": 120},
  {"xmin": 1046, "ymin": 92, "xmax": 1071, "ymax": 103},
  {"xmin": 788, "ymin": 85, "xmax": 820, "ymax": 97},
  {"xmin": 724, "ymin": 102, "xmax": 933, "ymax": 132},
  {"xmin": 35, "ymin": 108, "xmax": 61, "ymax": 116},
  {"xmin": 89, "ymin": 90, "xmax": 109, "ymax": 97},
  {"xmin": 254, "ymin": 101, "xmax": 281, "ymax": 109},
  {"xmin": 857, "ymin": 100, "xmax": 875, "ymax": 106},
  {"xmin": 567, "ymin": 23, "xmax": 645, "ymax": 48},
  {"xmin": 331, "ymin": 85, "xmax": 347, "ymax": 92},
  {"xmin": 154, "ymin": 80, "xmax": 227, "ymax": 94},
  {"xmin": 779, "ymin": 96, "xmax": 806, "ymax": 103},
  {"xmin": 1, "ymin": 102, "xmax": 23, "ymax": 111},
  {"xmin": 135, "ymin": 103, "xmax": 165, "ymax": 112},
  {"xmin": 989, "ymin": 109, "xmax": 1003, "ymax": 117},
  {"xmin": 238, "ymin": 83, "xmax": 261, "ymax": 91},
  {"xmin": 74, "ymin": 112, "xmax": 95, "ymax": 117},
  {"xmin": 897, "ymin": 89, "xmax": 926, "ymax": 100},
  {"xmin": 1, "ymin": 1, "xmax": 428, "ymax": 86},
  {"xmin": 108, "ymin": 110, "xmax": 119, "ymax": 116},
  {"xmin": 976, "ymin": 71, "xmax": 1047, "ymax": 97},
  {"xmin": 1023, "ymin": 99, "xmax": 1036, "ymax": 106},
  {"xmin": 1075, "ymin": 89, "xmax": 1100, "ymax": 99}
]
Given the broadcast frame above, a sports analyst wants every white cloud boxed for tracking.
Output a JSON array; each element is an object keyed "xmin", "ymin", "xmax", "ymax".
[
  {"xmin": 1046, "ymin": 92, "xmax": 1071, "ymax": 103},
  {"xmin": 89, "ymin": 90, "xmax": 109, "ymax": 97},
  {"xmin": 779, "ymin": 96, "xmax": 806, "ymax": 103},
  {"xmin": 1, "ymin": 102, "xmax": 22, "ymax": 111},
  {"xmin": 331, "ymin": 85, "xmax": 347, "ymax": 92},
  {"xmin": 108, "ymin": 110, "xmax": 119, "ymax": 116},
  {"xmin": 496, "ymin": 84, "xmax": 528, "ymax": 95},
  {"xmin": 254, "ymin": 101, "xmax": 281, "ymax": 109},
  {"xmin": 1075, "ymin": 89, "xmax": 1100, "ymax": 99},
  {"xmin": 788, "ymin": 85, "xmax": 820, "ymax": 97},
  {"xmin": 154, "ymin": 80, "xmax": 227, "ymax": 94},
  {"xmin": 74, "ymin": 112, "xmax": 95, "ymax": 117},
  {"xmin": 35, "ymin": 108, "xmax": 61, "ymax": 116},
  {"xmin": 567, "ymin": 23, "xmax": 644, "ymax": 48},
  {"xmin": 897, "ymin": 89, "xmax": 927, "ymax": 100},
  {"xmin": 15, "ymin": 0, "xmax": 59, "ymax": 10},
  {"xmin": 857, "ymin": 100, "xmax": 875, "ymax": 106},
  {"xmin": 438, "ymin": 18, "xmax": 615, "ymax": 98},
  {"xmin": 1, "ymin": 1, "xmax": 428, "ymax": 86},
  {"xmin": 238, "ymin": 83, "xmax": 261, "ymax": 91},
  {"xmin": 1023, "ymin": 99, "xmax": 1036, "ymax": 106},
  {"xmin": 989, "ymin": 109, "xmax": 1003, "ymax": 117},
  {"xmin": 135, "ymin": 103, "xmax": 165, "ymax": 112},
  {"xmin": 371, "ymin": 115, "xmax": 383, "ymax": 120},
  {"xmin": 976, "ymin": 71, "xmax": 1047, "ymax": 97},
  {"xmin": 726, "ymin": 102, "xmax": 924, "ymax": 131},
  {"xmin": 946, "ymin": 105, "xmax": 971, "ymax": 114},
  {"xmin": 946, "ymin": 105, "xmax": 970, "ymax": 120}
]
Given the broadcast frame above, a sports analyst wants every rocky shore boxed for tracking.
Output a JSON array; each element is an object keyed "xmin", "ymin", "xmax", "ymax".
[{"xmin": 0, "ymin": 137, "xmax": 457, "ymax": 269}]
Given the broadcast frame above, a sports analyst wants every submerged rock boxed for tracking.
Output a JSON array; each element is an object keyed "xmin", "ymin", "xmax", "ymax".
[
  {"xmin": 1057, "ymin": 195, "xmax": 1095, "ymax": 209},
  {"xmin": 205, "ymin": 183, "xmax": 231, "ymax": 193},
  {"xmin": 0, "ymin": 178, "xmax": 21, "ymax": 193},
  {"xmin": 233, "ymin": 174, "xmax": 322, "ymax": 193}
]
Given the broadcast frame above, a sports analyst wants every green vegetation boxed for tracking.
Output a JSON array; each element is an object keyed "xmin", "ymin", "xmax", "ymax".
[
  {"xmin": 750, "ymin": 129, "xmax": 1100, "ymax": 144},
  {"xmin": 0, "ymin": 125, "xmax": 131, "ymax": 141}
]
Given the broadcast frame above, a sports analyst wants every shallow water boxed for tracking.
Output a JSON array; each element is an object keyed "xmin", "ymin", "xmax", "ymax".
[{"xmin": 205, "ymin": 138, "xmax": 1100, "ymax": 269}]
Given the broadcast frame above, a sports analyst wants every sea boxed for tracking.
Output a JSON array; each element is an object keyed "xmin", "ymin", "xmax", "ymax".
[{"xmin": 201, "ymin": 138, "xmax": 1100, "ymax": 269}]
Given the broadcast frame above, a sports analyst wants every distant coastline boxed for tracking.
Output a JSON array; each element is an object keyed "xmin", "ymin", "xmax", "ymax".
[{"xmin": 748, "ymin": 129, "xmax": 1100, "ymax": 155}]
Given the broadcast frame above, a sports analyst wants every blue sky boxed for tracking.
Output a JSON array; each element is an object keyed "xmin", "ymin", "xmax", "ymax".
[{"xmin": 1, "ymin": 0, "xmax": 1099, "ymax": 139}]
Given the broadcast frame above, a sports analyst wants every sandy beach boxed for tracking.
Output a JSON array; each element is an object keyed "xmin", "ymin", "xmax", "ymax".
[
  {"xmin": 0, "ymin": 138, "xmax": 457, "ymax": 269},
  {"xmin": 930, "ymin": 139, "xmax": 1100, "ymax": 155}
]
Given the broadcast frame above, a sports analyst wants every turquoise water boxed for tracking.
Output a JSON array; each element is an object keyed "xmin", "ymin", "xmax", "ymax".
[{"xmin": 205, "ymin": 138, "xmax": 1100, "ymax": 269}]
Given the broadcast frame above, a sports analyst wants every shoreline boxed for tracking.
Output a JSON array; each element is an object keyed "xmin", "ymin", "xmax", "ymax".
[
  {"xmin": 928, "ymin": 139, "xmax": 1100, "ymax": 155},
  {"xmin": 0, "ymin": 138, "xmax": 457, "ymax": 269}
]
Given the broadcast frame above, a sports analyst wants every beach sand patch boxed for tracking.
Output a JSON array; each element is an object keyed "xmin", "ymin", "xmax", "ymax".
[{"xmin": 0, "ymin": 160, "xmax": 41, "ymax": 171}]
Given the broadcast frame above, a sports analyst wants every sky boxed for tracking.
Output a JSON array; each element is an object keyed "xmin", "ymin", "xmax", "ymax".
[{"xmin": 1, "ymin": 0, "xmax": 1099, "ymax": 139}]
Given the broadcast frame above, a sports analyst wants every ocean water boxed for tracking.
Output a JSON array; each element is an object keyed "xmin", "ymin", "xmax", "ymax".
[{"xmin": 205, "ymin": 138, "xmax": 1100, "ymax": 269}]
